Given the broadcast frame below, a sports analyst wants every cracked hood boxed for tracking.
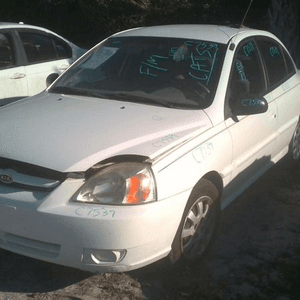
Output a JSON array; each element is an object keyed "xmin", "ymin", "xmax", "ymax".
[{"xmin": 0, "ymin": 92, "xmax": 212, "ymax": 172}]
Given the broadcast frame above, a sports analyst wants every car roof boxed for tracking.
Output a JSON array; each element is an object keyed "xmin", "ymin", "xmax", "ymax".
[
  {"xmin": 0, "ymin": 22, "xmax": 55, "ymax": 34},
  {"xmin": 112, "ymin": 24, "xmax": 268, "ymax": 44},
  {"xmin": 0, "ymin": 22, "xmax": 78, "ymax": 47}
]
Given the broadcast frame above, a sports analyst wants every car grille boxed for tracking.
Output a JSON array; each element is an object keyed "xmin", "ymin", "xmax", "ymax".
[
  {"xmin": 0, "ymin": 157, "xmax": 66, "ymax": 191},
  {"xmin": 0, "ymin": 230, "xmax": 60, "ymax": 259}
]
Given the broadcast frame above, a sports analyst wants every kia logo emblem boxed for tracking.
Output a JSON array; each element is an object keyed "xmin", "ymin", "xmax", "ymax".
[{"xmin": 0, "ymin": 174, "xmax": 13, "ymax": 184}]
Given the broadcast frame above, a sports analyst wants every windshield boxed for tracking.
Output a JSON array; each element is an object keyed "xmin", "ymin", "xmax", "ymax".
[{"xmin": 50, "ymin": 36, "xmax": 225, "ymax": 109}]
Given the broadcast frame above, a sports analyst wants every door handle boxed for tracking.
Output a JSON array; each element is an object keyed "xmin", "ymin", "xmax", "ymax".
[{"xmin": 10, "ymin": 73, "xmax": 26, "ymax": 79}]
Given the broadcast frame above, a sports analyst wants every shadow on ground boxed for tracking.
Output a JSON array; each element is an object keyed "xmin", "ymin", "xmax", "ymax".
[{"xmin": 0, "ymin": 250, "xmax": 91, "ymax": 293}]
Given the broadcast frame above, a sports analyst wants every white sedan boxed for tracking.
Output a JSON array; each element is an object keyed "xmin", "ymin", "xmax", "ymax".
[
  {"xmin": 0, "ymin": 22, "xmax": 85, "ymax": 106},
  {"xmin": 0, "ymin": 25, "xmax": 299, "ymax": 273}
]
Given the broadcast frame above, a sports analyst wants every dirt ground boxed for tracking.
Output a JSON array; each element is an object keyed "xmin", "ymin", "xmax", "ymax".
[{"xmin": 0, "ymin": 157, "xmax": 300, "ymax": 300}]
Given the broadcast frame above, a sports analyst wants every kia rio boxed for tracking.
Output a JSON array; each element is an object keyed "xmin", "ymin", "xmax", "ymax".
[
  {"xmin": 0, "ymin": 25, "xmax": 299, "ymax": 273},
  {"xmin": 0, "ymin": 22, "xmax": 85, "ymax": 106}
]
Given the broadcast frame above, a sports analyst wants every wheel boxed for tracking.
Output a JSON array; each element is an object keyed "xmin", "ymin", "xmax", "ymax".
[
  {"xmin": 290, "ymin": 121, "xmax": 300, "ymax": 161},
  {"xmin": 169, "ymin": 179, "xmax": 220, "ymax": 263}
]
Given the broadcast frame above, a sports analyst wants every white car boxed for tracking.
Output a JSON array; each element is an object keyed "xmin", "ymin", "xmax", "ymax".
[
  {"xmin": 0, "ymin": 22, "xmax": 85, "ymax": 106},
  {"xmin": 0, "ymin": 25, "xmax": 299, "ymax": 273}
]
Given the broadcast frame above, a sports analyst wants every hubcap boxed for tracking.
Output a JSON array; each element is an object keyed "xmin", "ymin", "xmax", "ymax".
[{"xmin": 181, "ymin": 195, "xmax": 216, "ymax": 257}]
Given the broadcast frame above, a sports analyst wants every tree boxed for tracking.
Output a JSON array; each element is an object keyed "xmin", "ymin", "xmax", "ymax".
[{"xmin": 268, "ymin": 0, "xmax": 300, "ymax": 67}]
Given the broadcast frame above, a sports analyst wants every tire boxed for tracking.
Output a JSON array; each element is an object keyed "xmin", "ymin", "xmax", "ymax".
[
  {"xmin": 290, "ymin": 120, "xmax": 300, "ymax": 161},
  {"xmin": 169, "ymin": 178, "xmax": 220, "ymax": 263}
]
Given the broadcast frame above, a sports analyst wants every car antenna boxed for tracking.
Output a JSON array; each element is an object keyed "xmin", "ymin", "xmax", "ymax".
[
  {"xmin": 239, "ymin": 0, "xmax": 254, "ymax": 28},
  {"xmin": 229, "ymin": 0, "xmax": 254, "ymax": 51}
]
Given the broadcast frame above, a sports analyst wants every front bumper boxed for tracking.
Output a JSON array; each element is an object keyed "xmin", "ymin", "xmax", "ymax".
[{"xmin": 0, "ymin": 179, "xmax": 189, "ymax": 272}]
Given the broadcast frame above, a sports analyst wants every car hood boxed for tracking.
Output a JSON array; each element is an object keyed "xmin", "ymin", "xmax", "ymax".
[{"xmin": 0, "ymin": 92, "xmax": 212, "ymax": 172}]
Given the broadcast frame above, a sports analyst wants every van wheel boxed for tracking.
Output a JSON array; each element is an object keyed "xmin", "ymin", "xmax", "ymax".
[{"xmin": 169, "ymin": 179, "xmax": 220, "ymax": 263}]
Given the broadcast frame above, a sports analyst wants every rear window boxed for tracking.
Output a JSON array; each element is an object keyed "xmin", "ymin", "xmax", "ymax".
[
  {"xmin": 256, "ymin": 38, "xmax": 296, "ymax": 89},
  {"xmin": 53, "ymin": 36, "xmax": 72, "ymax": 59}
]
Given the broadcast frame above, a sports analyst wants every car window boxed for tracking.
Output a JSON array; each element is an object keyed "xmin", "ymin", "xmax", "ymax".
[
  {"xmin": 225, "ymin": 39, "xmax": 266, "ymax": 118},
  {"xmin": 53, "ymin": 36, "xmax": 72, "ymax": 59},
  {"xmin": 256, "ymin": 38, "xmax": 296, "ymax": 89},
  {"xmin": 0, "ymin": 32, "xmax": 16, "ymax": 69},
  {"xmin": 50, "ymin": 36, "xmax": 226, "ymax": 109},
  {"xmin": 283, "ymin": 49, "xmax": 296, "ymax": 75},
  {"xmin": 19, "ymin": 32, "xmax": 57, "ymax": 63}
]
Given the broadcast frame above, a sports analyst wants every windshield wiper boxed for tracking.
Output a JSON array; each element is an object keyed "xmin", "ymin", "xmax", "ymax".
[
  {"xmin": 103, "ymin": 92, "xmax": 178, "ymax": 109},
  {"xmin": 50, "ymin": 88, "xmax": 189, "ymax": 109},
  {"xmin": 50, "ymin": 86, "xmax": 88, "ymax": 96},
  {"xmin": 50, "ymin": 87, "xmax": 107, "ymax": 99}
]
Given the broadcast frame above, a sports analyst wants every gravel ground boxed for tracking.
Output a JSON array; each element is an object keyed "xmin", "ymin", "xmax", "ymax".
[{"xmin": 0, "ymin": 157, "xmax": 300, "ymax": 300}]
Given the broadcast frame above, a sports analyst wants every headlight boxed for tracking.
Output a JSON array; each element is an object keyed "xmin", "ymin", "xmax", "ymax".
[{"xmin": 70, "ymin": 162, "xmax": 156, "ymax": 205}]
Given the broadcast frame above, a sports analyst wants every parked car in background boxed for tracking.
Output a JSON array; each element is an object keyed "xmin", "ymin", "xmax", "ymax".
[
  {"xmin": 0, "ymin": 22, "xmax": 85, "ymax": 106},
  {"xmin": 0, "ymin": 24, "xmax": 299, "ymax": 273}
]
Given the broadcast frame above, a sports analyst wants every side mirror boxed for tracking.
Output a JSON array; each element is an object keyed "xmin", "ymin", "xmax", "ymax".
[{"xmin": 232, "ymin": 97, "xmax": 268, "ymax": 116}]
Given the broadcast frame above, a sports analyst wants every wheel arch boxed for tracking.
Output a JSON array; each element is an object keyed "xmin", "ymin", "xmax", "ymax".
[
  {"xmin": 201, "ymin": 170, "xmax": 223, "ymax": 199},
  {"xmin": 169, "ymin": 170, "xmax": 222, "ymax": 263},
  {"xmin": 46, "ymin": 73, "xmax": 59, "ymax": 87},
  {"xmin": 289, "ymin": 115, "xmax": 300, "ymax": 161}
]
